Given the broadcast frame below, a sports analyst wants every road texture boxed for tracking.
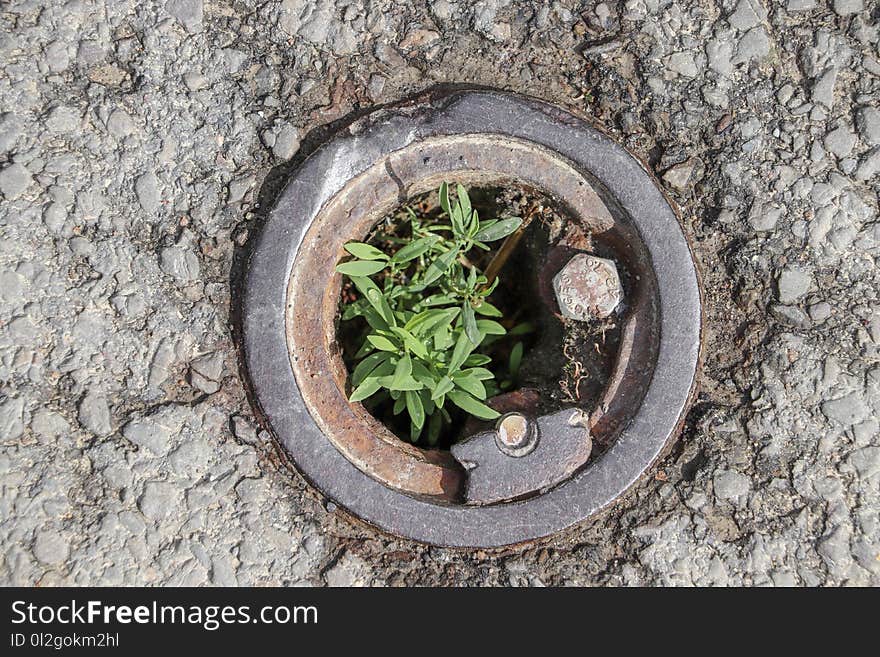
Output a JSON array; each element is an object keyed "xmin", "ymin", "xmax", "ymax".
[{"xmin": 1, "ymin": 0, "xmax": 878, "ymax": 585}]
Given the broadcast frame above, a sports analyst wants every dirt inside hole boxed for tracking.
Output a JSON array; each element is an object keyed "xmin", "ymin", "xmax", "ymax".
[{"xmin": 336, "ymin": 184, "xmax": 623, "ymax": 451}]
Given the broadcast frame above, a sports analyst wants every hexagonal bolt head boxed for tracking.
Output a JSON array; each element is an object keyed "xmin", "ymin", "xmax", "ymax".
[
  {"xmin": 552, "ymin": 254, "xmax": 623, "ymax": 321},
  {"xmin": 494, "ymin": 412, "xmax": 539, "ymax": 457}
]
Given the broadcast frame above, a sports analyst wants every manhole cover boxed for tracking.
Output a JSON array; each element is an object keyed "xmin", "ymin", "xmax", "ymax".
[{"xmin": 241, "ymin": 90, "xmax": 702, "ymax": 548}]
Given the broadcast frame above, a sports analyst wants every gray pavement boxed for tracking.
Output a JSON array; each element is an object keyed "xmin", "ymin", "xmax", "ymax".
[{"xmin": 0, "ymin": 0, "xmax": 878, "ymax": 586}]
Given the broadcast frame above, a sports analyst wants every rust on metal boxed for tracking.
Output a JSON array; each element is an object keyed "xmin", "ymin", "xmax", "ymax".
[
  {"xmin": 286, "ymin": 135, "xmax": 618, "ymax": 501},
  {"xmin": 451, "ymin": 408, "xmax": 592, "ymax": 505},
  {"xmin": 241, "ymin": 89, "xmax": 702, "ymax": 546}
]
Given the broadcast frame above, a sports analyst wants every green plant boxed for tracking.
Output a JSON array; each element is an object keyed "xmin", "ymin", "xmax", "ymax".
[{"xmin": 335, "ymin": 183, "xmax": 526, "ymax": 445}]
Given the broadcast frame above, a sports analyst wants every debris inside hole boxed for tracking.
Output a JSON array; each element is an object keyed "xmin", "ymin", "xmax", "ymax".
[{"xmin": 335, "ymin": 184, "xmax": 623, "ymax": 451}]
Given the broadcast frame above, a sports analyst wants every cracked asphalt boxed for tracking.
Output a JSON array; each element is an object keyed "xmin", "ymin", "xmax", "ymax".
[{"xmin": 1, "ymin": 0, "xmax": 878, "ymax": 586}]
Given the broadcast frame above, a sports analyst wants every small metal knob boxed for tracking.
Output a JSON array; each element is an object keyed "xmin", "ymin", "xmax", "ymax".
[{"xmin": 494, "ymin": 412, "xmax": 539, "ymax": 457}]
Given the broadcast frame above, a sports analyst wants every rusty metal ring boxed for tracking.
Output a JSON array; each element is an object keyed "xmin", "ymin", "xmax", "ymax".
[{"xmin": 241, "ymin": 90, "xmax": 701, "ymax": 547}]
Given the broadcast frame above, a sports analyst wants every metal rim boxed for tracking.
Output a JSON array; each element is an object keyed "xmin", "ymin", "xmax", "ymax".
[
  {"xmin": 242, "ymin": 90, "xmax": 701, "ymax": 547},
  {"xmin": 284, "ymin": 134, "xmax": 659, "ymax": 502}
]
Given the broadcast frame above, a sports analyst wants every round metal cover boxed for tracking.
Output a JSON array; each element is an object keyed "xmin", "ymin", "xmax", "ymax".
[{"xmin": 241, "ymin": 90, "xmax": 702, "ymax": 548}]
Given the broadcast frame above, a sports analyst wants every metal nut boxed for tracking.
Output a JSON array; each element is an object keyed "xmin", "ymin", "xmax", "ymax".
[
  {"xmin": 552, "ymin": 254, "xmax": 622, "ymax": 321},
  {"xmin": 494, "ymin": 413, "xmax": 539, "ymax": 457}
]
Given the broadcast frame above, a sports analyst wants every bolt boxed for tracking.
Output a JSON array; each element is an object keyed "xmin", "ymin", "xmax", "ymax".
[
  {"xmin": 494, "ymin": 412, "xmax": 539, "ymax": 457},
  {"xmin": 552, "ymin": 253, "xmax": 623, "ymax": 321}
]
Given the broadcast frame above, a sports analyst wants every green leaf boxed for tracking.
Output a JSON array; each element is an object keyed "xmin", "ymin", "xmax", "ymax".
[
  {"xmin": 463, "ymin": 353, "xmax": 492, "ymax": 366},
  {"xmin": 391, "ymin": 236, "xmax": 439, "ymax": 264},
  {"xmin": 344, "ymin": 242, "xmax": 388, "ymax": 261},
  {"xmin": 474, "ymin": 300, "xmax": 502, "ymax": 317},
  {"xmin": 433, "ymin": 323, "xmax": 453, "ymax": 351},
  {"xmin": 439, "ymin": 182, "xmax": 451, "ymax": 216},
  {"xmin": 456, "ymin": 184, "xmax": 471, "ymax": 229},
  {"xmin": 390, "ymin": 354, "xmax": 412, "ymax": 389},
  {"xmin": 468, "ymin": 208, "xmax": 480, "ymax": 235},
  {"xmin": 390, "ymin": 326, "xmax": 429, "ymax": 359},
  {"xmin": 420, "ymin": 389, "xmax": 435, "ymax": 416},
  {"xmin": 405, "ymin": 390, "xmax": 425, "ymax": 430},
  {"xmin": 509, "ymin": 322, "xmax": 535, "ymax": 336},
  {"xmin": 452, "ymin": 371, "xmax": 487, "ymax": 399},
  {"xmin": 366, "ymin": 334, "xmax": 398, "ymax": 352},
  {"xmin": 431, "ymin": 376, "xmax": 455, "ymax": 401},
  {"xmin": 387, "ymin": 285, "xmax": 408, "ymax": 302},
  {"xmin": 474, "ymin": 217, "xmax": 522, "ymax": 242},
  {"xmin": 405, "ymin": 307, "xmax": 459, "ymax": 336},
  {"xmin": 377, "ymin": 374, "xmax": 422, "ymax": 391},
  {"xmin": 351, "ymin": 277, "xmax": 395, "ymax": 326},
  {"xmin": 466, "ymin": 266, "xmax": 478, "ymax": 290},
  {"xmin": 367, "ymin": 290, "xmax": 396, "ymax": 327},
  {"xmin": 463, "ymin": 367, "xmax": 495, "ymax": 381},
  {"xmin": 509, "ymin": 342, "xmax": 523, "ymax": 378},
  {"xmin": 447, "ymin": 390, "xmax": 500, "ymax": 420},
  {"xmin": 342, "ymin": 302, "xmax": 363, "ymax": 320},
  {"xmin": 426, "ymin": 412, "xmax": 442, "ymax": 446},
  {"xmin": 421, "ymin": 294, "xmax": 458, "ymax": 307},
  {"xmin": 462, "ymin": 301, "xmax": 480, "ymax": 345},
  {"xmin": 354, "ymin": 339, "xmax": 374, "ymax": 359},
  {"xmin": 476, "ymin": 319, "xmax": 506, "ymax": 335},
  {"xmin": 361, "ymin": 306, "xmax": 390, "ymax": 331},
  {"xmin": 341, "ymin": 298, "xmax": 367, "ymax": 320},
  {"xmin": 411, "ymin": 360, "xmax": 438, "ymax": 388},
  {"xmin": 351, "ymin": 351, "xmax": 392, "ymax": 387},
  {"xmin": 349, "ymin": 377, "xmax": 382, "ymax": 403},
  {"xmin": 393, "ymin": 396, "xmax": 406, "ymax": 415},
  {"xmin": 335, "ymin": 259, "xmax": 387, "ymax": 277},
  {"xmin": 450, "ymin": 206, "xmax": 464, "ymax": 238},
  {"xmin": 448, "ymin": 329, "xmax": 478, "ymax": 374},
  {"xmin": 419, "ymin": 247, "xmax": 459, "ymax": 288},
  {"xmin": 351, "ymin": 274, "xmax": 380, "ymax": 298},
  {"xmin": 407, "ymin": 308, "xmax": 459, "ymax": 339}
]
